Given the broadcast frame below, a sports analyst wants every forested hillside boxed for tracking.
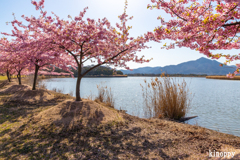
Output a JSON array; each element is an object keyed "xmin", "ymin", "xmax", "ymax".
[{"xmin": 54, "ymin": 66, "xmax": 123, "ymax": 77}]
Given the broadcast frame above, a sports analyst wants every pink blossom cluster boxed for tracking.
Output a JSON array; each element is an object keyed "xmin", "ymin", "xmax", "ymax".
[
  {"xmin": 149, "ymin": 0, "xmax": 240, "ymax": 77},
  {"xmin": 31, "ymin": 0, "xmax": 45, "ymax": 10},
  {"xmin": 0, "ymin": 0, "xmax": 156, "ymax": 100}
]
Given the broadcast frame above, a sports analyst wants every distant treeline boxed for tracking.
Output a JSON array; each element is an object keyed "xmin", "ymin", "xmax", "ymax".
[
  {"xmin": 127, "ymin": 73, "xmax": 208, "ymax": 77},
  {"xmin": 54, "ymin": 66, "xmax": 123, "ymax": 77},
  {"xmin": 206, "ymin": 76, "xmax": 240, "ymax": 80}
]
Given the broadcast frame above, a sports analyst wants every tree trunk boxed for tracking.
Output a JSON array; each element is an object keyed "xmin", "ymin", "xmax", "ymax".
[
  {"xmin": 17, "ymin": 71, "xmax": 22, "ymax": 85},
  {"xmin": 6, "ymin": 70, "xmax": 11, "ymax": 82},
  {"xmin": 76, "ymin": 65, "xmax": 82, "ymax": 101},
  {"xmin": 32, "ymin": 65, "xmax": 39, "ymax": 90}
]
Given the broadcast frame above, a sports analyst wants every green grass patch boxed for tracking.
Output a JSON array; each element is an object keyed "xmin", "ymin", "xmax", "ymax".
[
  {"xmin": 0, "ymin": 75, "xmax": 27, "ymax": 80},
  {"xmin": 0, "ymin": 76, "xmax": 7, "ymax": 80}
]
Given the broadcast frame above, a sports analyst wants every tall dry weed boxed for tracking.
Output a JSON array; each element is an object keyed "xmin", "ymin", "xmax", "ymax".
[
  {"xmin": 38, "ymin": 82, "xmax": 47, "ymax": 89},
  {"xmin": 51, "ymin": 87, "xmax": 64, "ymax": 93},
  {"xmin": 95, "ymin": 84, "xmax": 115, "ymax": 108},
  {"xmin": 69, "ymin": 90, "xmax": 74, "ymax": 97},
  {"xmin": 141, "ymin": 73, "xmax": 192, "ymax": 120},
  {"xmin": 86, "ymin": 91, "xmax": 94, "ymax": 100},
  {"xmin": 96, "ymin": 84, "xmax": 105, "ymax": 102}
]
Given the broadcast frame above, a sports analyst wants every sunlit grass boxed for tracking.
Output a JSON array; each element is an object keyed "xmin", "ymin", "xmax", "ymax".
[{"xmin": 0, "ymin": 76, "xmax": 7, "ymax": 80}]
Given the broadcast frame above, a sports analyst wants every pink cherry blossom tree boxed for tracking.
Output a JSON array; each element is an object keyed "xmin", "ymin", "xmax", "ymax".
[
  {"xmin": 0, "ymin": 38, "xmax": 32, "ymax": 85},
  {"xmin": 149, "ymin": 0, "xmax": 240, "ymax": 77},
  {"xmin": 23, "ymin": 0, "xmax": 155, "ymax": 101},
  {"xmin": 0, "ymin": 61, "xmax": 15, "ymax": 82},
  {"xmin": 0, "ymin": 39, "xmax": 17, "ymax": 82},
  {"xmin": 1, "ymin": 21, "xmax": 74, "ymax": 89}
]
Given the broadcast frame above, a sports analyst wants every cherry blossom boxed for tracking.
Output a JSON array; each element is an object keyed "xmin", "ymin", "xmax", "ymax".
[
  {"xmin": 21, "ymin": 0, "xmax": 155, "ymax": 101},
  {"xmin": 149, "ymin": 0, "xmax": 240, "ymax": 77}
]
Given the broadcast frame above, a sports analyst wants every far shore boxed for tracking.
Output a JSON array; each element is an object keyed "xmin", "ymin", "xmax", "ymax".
[
  {"xmin": 82, "ymin": 75, "xmax": 128, "ymax": 78},
  {"xmin": 206, "ymin": 75, "xmax": 240, "ymax": 80}
]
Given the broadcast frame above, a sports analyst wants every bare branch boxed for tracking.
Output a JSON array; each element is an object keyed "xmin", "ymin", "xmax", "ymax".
[
  {"xmin": 158, "ymin": 0, "xmax": 187, "ymax": 21},
  {"xmin": 81, "ymin": 48, "xmax": 130, "ymax": 77}
]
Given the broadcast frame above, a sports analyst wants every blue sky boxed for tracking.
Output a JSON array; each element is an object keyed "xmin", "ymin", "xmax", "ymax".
[{"xmin": 1, "ymin": 0, "xmax": 239, "ymax": 69}]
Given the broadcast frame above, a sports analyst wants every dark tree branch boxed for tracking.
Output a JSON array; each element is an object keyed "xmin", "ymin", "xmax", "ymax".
[
  {"xmin": 81, "ymin": 48, "xmax": 130, "ymax": 77},
  {"xmin": 158, "ymin": 0, "xmax": 187, "ymax": 21}
]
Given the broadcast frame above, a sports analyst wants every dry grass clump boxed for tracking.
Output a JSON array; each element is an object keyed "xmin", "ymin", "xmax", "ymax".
[
  {"xmin": 95, "ymin": 84, "xmax": 115, "ymax": 108},
  {"xmin": 69, "ymin": 90, "xmax": 74, "ymax": 97},
  {"xmin": 141, "ymin": 73, "xmax": 192, "ymax": 120},
  {"xmin": 37, "ymin": 82, "xmax": 47, "ymax": 89},
  {"xmin": 52, "ymin": 87, "xmax": 64, "ymax": 93},
  {"xmin": 85, "ymin": 91, "xmax": 94, "ymax": 100},
  {"xmin": 40, "ymin": 75, "xmax": 46, "ymax": 79}
]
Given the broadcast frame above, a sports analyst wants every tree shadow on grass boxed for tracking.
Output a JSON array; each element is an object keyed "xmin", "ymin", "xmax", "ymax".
[
  {"xmin": 0, "ymin": 85, "xmax": 29, "ymax": 95},
  {"xmin": 9, "ymin": 89, "xmax": 53, "ymax": 104},
  {"xmin": 0, "ymin": 116, "xmax": 191, "ymax": 159},
  {"xmin": 0, "ymin": 81, "xmax": 9, "ymax": 89},
  {"xmin": 234, "ymin": 153, "xmax": 240, "ymax": 159},
  {"xmin": 0, "ymin": 128, "xmax": 12, "ymax": 137},
  {"xmin": 0, "ymin": 100, "xmax": 58, "ymax": 125},
  {"xmin": 0, "ymin": 88, "xmax": 73, "ymax": 125},
  {"xmin": 53, "ymin": 101, "xmax": 105, "ymax": 130}
]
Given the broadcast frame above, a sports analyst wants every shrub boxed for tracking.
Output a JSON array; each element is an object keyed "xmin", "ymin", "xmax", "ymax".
[{"xmin": 141, "ymin": 73, "xmax": 192, "ymax": 120}]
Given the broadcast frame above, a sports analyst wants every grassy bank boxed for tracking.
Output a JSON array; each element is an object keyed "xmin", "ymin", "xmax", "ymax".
[
  {"xmin": 0, "ymin": 80, "xmax": 240, "ymax": 159},
  {"xmin": 206, "ymin": 76, "xmax": 240, "ymax": 80},
  {"xmin": 0, "ymin": 76, "xmax": 7, "ymax": 80},
  {"xmin": 0, "ymin": 75, "xmax": 28, "ymax": 81}
]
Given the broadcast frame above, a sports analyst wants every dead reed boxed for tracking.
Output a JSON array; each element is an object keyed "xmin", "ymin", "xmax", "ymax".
[
  {"xmin": 86, "ymin": 91, "xmax": 94, "ymax": 100},
  {"xmin": 69, "ymin": 90, "xmax": 74, "ymax": 97},
  {"xmin": 38, "ymin": 82, "xmax": 47, "ymax": 89},
  {"xmin": 141, "ymin": 73, "xmax": 192, "ymax": 120},
  {"xmin": 52, "ymin": 87, "xmax": 64, "ymax": 93},
  {"xmin": 95, "ymin": 84, "xmax": 115, "ymax": 108}
]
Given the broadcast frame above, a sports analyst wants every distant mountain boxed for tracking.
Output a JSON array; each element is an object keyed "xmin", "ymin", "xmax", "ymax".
[{"xmin": 121, "ymin": 57, "xmax": 236, "ymax": 75}]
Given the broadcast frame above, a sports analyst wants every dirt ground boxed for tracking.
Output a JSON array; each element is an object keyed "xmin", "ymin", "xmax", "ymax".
[{"xmin": 0, "ymin": 80, "xmax": 240, "ymax": 160}]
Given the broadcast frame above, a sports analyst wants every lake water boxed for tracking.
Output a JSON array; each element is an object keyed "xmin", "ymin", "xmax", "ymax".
[{"xmin": 39, "ymin": 77, "xmax": 240, "ymax": 137}]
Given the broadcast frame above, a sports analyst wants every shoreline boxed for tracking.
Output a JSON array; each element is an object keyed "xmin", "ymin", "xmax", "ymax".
[
  {"xmin": 0, "ymin": 80, "xmax": 240, "ymax": 159},
  {"xmin": 206, "ymin": 76, "xmax": 240, "ymax": 80},
  {"xmin": 82, "ymin": 75, "xmax": 128, "ymax": 78}
]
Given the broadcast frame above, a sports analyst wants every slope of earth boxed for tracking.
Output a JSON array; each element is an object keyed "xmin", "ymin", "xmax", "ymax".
[{"xmin": 0, "ymin": 80, "xmax": 239, "ymax": 160}]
